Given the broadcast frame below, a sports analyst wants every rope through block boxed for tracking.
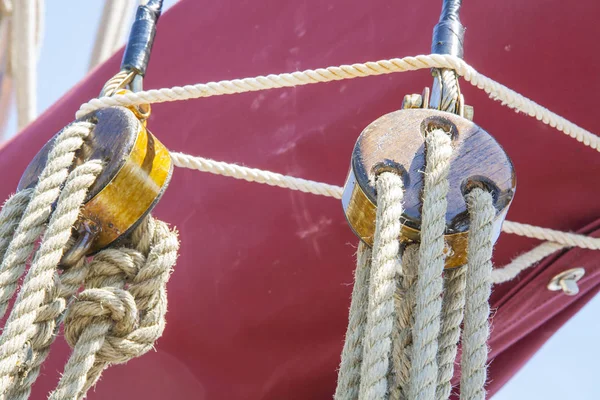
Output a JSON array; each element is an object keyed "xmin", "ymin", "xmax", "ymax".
[
  {"xmin": 0, "ymin": 120, "xmax": 179, "ymax": 400},
  {"xmin": 335, "ymin": 130, "xmax": 496, "ymax": 400}
]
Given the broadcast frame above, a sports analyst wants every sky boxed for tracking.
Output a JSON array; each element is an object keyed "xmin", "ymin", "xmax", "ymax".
[{"xmin": 3, "ymin": 1, "xmax": 598, "ymax": 399}]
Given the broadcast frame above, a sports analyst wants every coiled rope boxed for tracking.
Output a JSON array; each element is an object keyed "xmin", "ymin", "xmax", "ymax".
[{"xmin": 0, "ymin": 121, "xmax": 179, "ymax": 400}]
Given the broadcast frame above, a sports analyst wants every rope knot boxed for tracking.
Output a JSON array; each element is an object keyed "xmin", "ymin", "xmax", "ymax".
[{"xmin": 64, "ymin": 287, "xmax": 138, "ymax": 359}]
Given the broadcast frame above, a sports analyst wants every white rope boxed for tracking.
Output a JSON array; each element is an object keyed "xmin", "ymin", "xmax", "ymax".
[
  {"xmin": 89, "ymin": 0, "xmax": 134, "ymax": 70},
  {"xmin": 76, "ymin": 54, "xmax": 600, "ymax": 153},
  {"xmin": 172, "ymin": 152, "xmax": 598, "ymax": 254},
  {"xmin": 502, "ymin": 221, "xmax": 600, "ymax": 250},
  {"xmin": 171, "ymin": 152, "xmax": 344, "ymax": 198},
  {"xmin": 461, "ymin": 189, "xmax": 495, "ymax": 400},
  {"xmin": 358, "ymin": 172, "xmax": 403, "ymax": 399},
  {"xmin": 408, "ymin": 129, "xmax": 452, "ymax": 399}
]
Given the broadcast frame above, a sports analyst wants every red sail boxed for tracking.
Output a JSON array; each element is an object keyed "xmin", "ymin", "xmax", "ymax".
[{"xmin": 0, "ymin": 0, "xmax": 598, "ymax": 398}]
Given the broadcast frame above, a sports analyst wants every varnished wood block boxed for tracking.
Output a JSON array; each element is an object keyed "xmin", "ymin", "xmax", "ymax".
[
  {"xmin": 18, "ymin": 106, "xmax": 173, "ymax": 254},
  {"xmin": 342, "ymin": 108, "xmax": 516, "ymax": 268}
]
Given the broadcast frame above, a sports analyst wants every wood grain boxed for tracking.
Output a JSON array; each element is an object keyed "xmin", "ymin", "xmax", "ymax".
[
  {"xmin": 18, "ymin": 107, "xmax": 173, "ymax": 254},
  {"xmin": 342, "ymin": 108, "xmax": 516, "ymax": 268}
]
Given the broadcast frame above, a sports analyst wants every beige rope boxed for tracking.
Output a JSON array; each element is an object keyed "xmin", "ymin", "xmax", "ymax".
[
  {"xmin": 460, "ymin": 189, "xmax": 495, "ymax": 400},
  {"xmin": 76, "ymin": 54, "xmax": 600, "ymax": 152},
  {"xmin": 391, "ymin": 245, "xmax": 418, "ymax": 400},
  {"xmin": 358, "ymin": 172, "xmax": 404, "ymax": 399},
  {"xmin": 49, "ymin": 216, "xmax": 178, "ymax": 400},
  {"xmin": 334, "ymin": 242, "xmax": 372, "ymax": 400},
  {"xmin": 0, "ymin": 121, "xmax": 93, "ymax": 327},
  {"xmin": 172, "ymin": 153, "xmax": 598, "ymax": 254},
  {"xmin": 5, "ymin": 160, "xmax": 103, "ymax": 400},
  {"xmin": 408, "ymin": 129, "xmax": 452, "ymax": 400},
  {"xmin": 436, "ymin": 266, "xmax": 467, "ymax": 400}
]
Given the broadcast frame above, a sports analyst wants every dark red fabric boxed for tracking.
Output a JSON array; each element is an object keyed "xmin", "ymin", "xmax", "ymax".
[{"xmin": 0, "ymin": 0, "xmax": 598, "ymax": 398}]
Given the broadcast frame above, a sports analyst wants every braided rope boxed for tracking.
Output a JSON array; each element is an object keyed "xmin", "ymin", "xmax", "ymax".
[
  {"xmin": 0, "ymin": 122, "xmax": 94, "ymax": 398},
  {"xmin": 391, "ymin": 245, "xmax": 419, "ymax": 400},
  {"xmin": 5, "ymin": 161, "xmax": 103, "ymax": 400},
  {"xmin": 49, "ymin": 217, "xmax": 178, "ymax": 400},
  {"xmin": 334, "ymin": 242, "xmax": 372, "ymax": 400},
  {"xmin": 436, "ymin": 266, "xmax": 467, "ymax": 400},
  {"xmin": 0, "ymin": 122, "xmax": 93, "ymax": 323},
  {"xmin": 409, "ymin": 129, "xmax": 453, "ymax": 399},
  {"xmin": 461, "ymin": 189, "xmax": 495, "ymax": 400},
  {"xmin": 76, "ymin": 54, "xmax": 600, "ymax": 152},
  {"xmin": 358, "ymin": 172, "xmax": 404, "ymax": 399},
  {"xmin": 172, "ymin": 153, "xmax": 599, "ymax": 255}
]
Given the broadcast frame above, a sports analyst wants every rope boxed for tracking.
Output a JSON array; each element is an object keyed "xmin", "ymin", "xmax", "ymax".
[
  {"xmin": 334, "ymin": 243, "xmax": 372, "ymax": 400},
  {"xmin": 76, "ymin": 53, "xmax": 600, "ymax": 152},
  {"xmin": 171, "ymin": 152, "xmax": 343, "ymax": 198},
  {"xmin": 89, "ymin": 0, "xmax": 133, "ymax": 70},
  {"xmin": 436, "ymin": 266, "xmax": 467, "ymax": 400},
  {"xmin": 0, "ymin": 118, "xmax": 179, "ymax": 399},
  {"xmin": 49, "ymin": 217, "xmax": 178, "ymax": 400},
  {"xmin": 491, "ymin": 241, "xmax": 566, "ymax": 284},
  {"xmin": 334, "ymin": 132, "xmax": 498, "ymax": 400},
  {"xmin": 5, "ymin": 161, "xmax": 102, "ymax": 400},
  {"xmin": 391, "ymin": 245, "xmax": 418, "ymax": 400},
  {"xmin": 358, "ymin": 172, "xmax": 404, "ymax": 399},
  {"xmin": 461, "ymin": 189, "xmax": 495, "ymax": 400},
  {"xmin": 0, "ymin": 121, "xmax": 93, "ymax": 323},
  {"xmin": 172, "ymin": 152, "xmax": 599, "ymax": 251},
  {"xmin": 408, "ymin": 129, "xmax": 452, "ymax": 399}
]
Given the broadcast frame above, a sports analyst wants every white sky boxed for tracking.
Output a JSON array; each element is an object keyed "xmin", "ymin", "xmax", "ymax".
[{"xmin": 4, "ymin": 1, "xmax": 598, "ymax": 398}]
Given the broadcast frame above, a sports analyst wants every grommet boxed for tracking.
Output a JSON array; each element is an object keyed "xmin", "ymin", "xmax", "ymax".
[
  {"xmin": 18, "ymin": 106, "xmax": 173, "ymax": 262},
  {"xmin": 547, "ymin": 268, "xmax": 585, "ymax": 296},
  {"xmin": 341, "ymin": 108, "xmax": 516, "ymax": 268}
]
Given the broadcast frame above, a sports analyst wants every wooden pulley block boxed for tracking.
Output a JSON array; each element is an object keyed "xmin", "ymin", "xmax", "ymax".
[
  {"xmin": 342, "ymin": 108, "xmax": 516, "ymax": 268},
  {"xmin": 18, "ymin": 106, "xmax": 173, "ymax": 264}
]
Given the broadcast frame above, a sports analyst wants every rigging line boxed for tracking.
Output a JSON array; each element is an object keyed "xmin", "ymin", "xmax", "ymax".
[
  {"xmin": 170, "ymin": 152, "xmax": 600, "ymax": 252},
  {"xmin": 77, "ymin": 53, "xmax": 600, "ymax": 152}
]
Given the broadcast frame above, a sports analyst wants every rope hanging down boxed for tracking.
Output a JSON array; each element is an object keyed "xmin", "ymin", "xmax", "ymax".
[
  {"xmin": 334, "ymin": 130, "xmax": 496, "ymax": 400},
  {"xmin": 0, "ymin": 121, "xmax": 179, "ymax": 400}
]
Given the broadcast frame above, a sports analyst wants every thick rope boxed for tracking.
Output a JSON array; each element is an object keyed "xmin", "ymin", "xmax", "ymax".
[
  {"xmin": 461, "ymin": 189, "xmax": 495, "ymax": 400},
  {"xmin": 334, "ymin": 242, "xmax": 372, "ymax": 400},
  {"xmin": 436, "ymin": 266, "xmax": 467, "ymax": 400},
  {"xmin": 391, "ymin": 245, "xmax": 418, "ymax": 400},
  {"xmin": 0, "ymin": 159, "xmax": 102, "ymax": 398},
  {"xmin": 76, "ymin": 54, "xmax": 600, "ymax": 152},
  {"xmin": 0, "ymin": 121, "xmax": 93, "ymax": 323},
  {"xmin": 49, "ymin": 216, "xmax": 178, "ymax": 400},
  {"xmin": 358, "ymin": 172, "xmax": 404, "ymax": 399},
  {"xmin": 408, "ymin": 129, "xmax": 452, "ymax": 399}
]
